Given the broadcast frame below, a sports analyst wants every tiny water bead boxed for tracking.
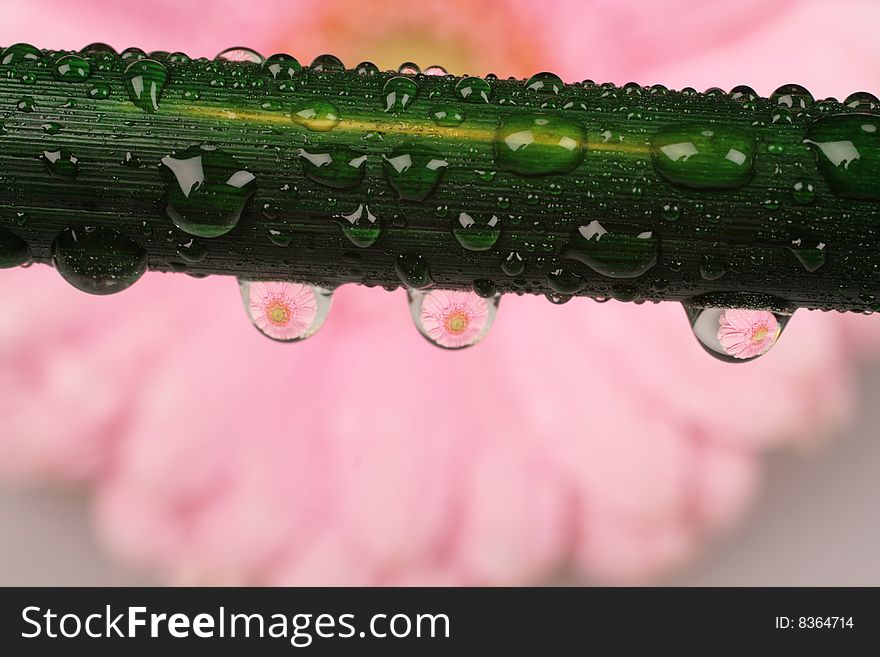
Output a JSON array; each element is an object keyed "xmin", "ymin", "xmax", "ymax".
[
  {"xmin": 383, "ymin": 76, "xmax": 418, "ymax": 112},
  {"xmin": 453, "ymin": 212, "xmax": 501, "ymax": 251},
  {"xmin": 336, "ymin": 203, "xmax": 380, "ymax": 247},
  {"xmin": 0, "ymin": 228, "xmax": 32, "ymax": 268},
  {"xmin": 215, "ymin": 47, "xmax": 264, "ymax": 64},
  {"xmin": 41, "ymin": 148, "xmax": 79, "ymax": 179},
  {"xmin": 395, "ymin": 253, "xmax": 432, "ymax": 289},
  {"xmin": 804, "ymin": 113, "xmax": 880, "ymax": 200},
  {"xmin": 53, "ymin": 54, "xmax": 91, "ymax": 82},
  {"xmin": 525, "ymin": 72, "xmax": 564, "ymax": 95},
  {"xmin": 501, "ymin": 250, "xmax": 526, "ymax": 276},
  {"xmin": 176, "ymin": 238, "xmax": 207, "ymax": 263},
  {"xmin": 684, "ymin": 303, "xmax": 791, "ymax": 362},
  {"xmin": 495, "ymin": 114, "xmax": 586, "ymax": 176},
  {"xmin": 239, "ymin": 280, "xmax": 332, "ymax": 343},
  {"xmin": 770, "ymin": 83, "xmax": 813, "ymax": 109},
  {"xmin": 88, "ymin": 82, "xmax": 111, "ymax": 99},
  {"xmin": 299, "ymin": 147, "xmax": 368, "ymax": 189},
  {"xmin": 52, "ymin": 227, "xmax": 147, "ymax": 295},
  {"xmin": 310, "ymin": 54, "xmax": 344, "ymax": 72},
  {"xmin": 1, "ymin": 43, "xmax": 43, "ymax": 65},
  {"xmin": 382, "ymin": 147, "xmax": 448, "ymax": 201},
  {"xmin": 161, "ymin": 145, "xmax": 257, "ymax": 237},
  {"xmin": 264, "ymin": 53, "xmax": 302, "ymax": 79},
  {"xmin": 455, "ymin": 76, "xmax": 491, "ymax": 103},
  {"xmin": 407, "ymin": 288, "xmax": 498, "ymax": 350},
  {"xmin": 291, "ymin": 100, "xmax": 340, "ymax": 132},
  {"xmin": 124, "ymin": 59, "xmax": 167, "ymax": 112},
  {"xmin": 791, "ymin": 180, "xmax": 816, "ymax": 204},
  {"xmin": 650, "ymin": 125, "xmax": 756, "ymax": 190},
  {"xmin": 562, "ymin": 221, "xmax": 658, "ymax": 279}
]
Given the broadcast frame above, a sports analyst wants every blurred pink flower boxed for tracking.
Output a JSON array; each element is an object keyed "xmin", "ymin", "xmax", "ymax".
[
  {"xmin": 0, "ymin": 0, "xmax": 879, "ymax": 586},
  {"xmin": 718, "ymin": 309, "xmax": 780, "ymax": 360}
]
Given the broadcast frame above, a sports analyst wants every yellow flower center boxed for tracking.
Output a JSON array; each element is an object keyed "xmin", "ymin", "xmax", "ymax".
[
  {"xmin": 445, "ymin": 310, "xmax": 469, "ymax": 334},
  {"xmin": 267, "ymin": 301, "xmax": 290, "ymax": 325},
  {"xmin": 751, "ymin": 326, "xmax": 768, "ymax": 343}
]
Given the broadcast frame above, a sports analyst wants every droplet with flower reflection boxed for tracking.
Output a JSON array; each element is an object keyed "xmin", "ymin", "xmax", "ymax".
[
  {"xmin": 239, "ymin": 279, "xmax": 333, "ymax": 342},
  {"xmin": 408, "ymin": 288, "xmax": 499, "ymax": 350}
]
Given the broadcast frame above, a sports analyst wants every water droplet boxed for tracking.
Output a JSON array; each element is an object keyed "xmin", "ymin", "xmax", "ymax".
[
  {"xmin": 88, "ymin": 82, "xmax": 111, "ymax": 99},
  {"xmin": 472, "ymin": 279, "xmax": 497, "ymax": 298},
  {"xmin": 453, "ymin": 212, "xmax": 501, "ymax": 251},
  {"xmin": 264, "ymin": 53, "xmax": 301, "ymax": 79},
  {"xmin": 81, "ymin": 42, "xmax": 116, "ymax": 55},
  {"xmin": 0, "ymin": 228, "xmax": 31, "ymax": 268},
  {"xmin": 161, "ymin": 145, "xmax": 256, "ymax": 237},
  {"xmin": 501, "ymin": 251, "xmax": 525, "ymax": 276},
  {"xmin": 310, "ymin": 54, "xmax": 344, "ymax": 72},
  {"xmin": 176, "ymin": 238, "xmax": 207, "ymax": 263},
  {"xmin": 239, "ymin": 280, "xmax": 333, "ymax": 342},
  {"xmin": 336, "ymin": 204, "xmax": 380, "ymax": 247},
  {"xmin": 495, "ymin": 113, "xmax": 586, "ymax": 176},
  {"xmin": 699, "ymin": 254, "xmax": 727, "ymax": 280},
  {"xmin": 547, "ymin": 266, "xmax": 584, "ymax": 294},
  {"xmin": 424, "ymin": 65, "xmax": 447, "ymax": 76},
  {"xmin": 789, "ymin": 238, "xmax": 826, "ymax": 272},
  {"xmin": 41, "ymin": 148, "xmax": 79, "ymax": 178},
  {"xmin": 168, "ymin": 52, "xmax": 191, "ymax": 64},
  {"xmin": 52, "ymin": 226, "xmax": 147, "ymax": 295},
  {"xmin": 650, "ymin": 125, "xmax": 756, "ymax": 189},
  {"xmin": 770, "ymin": 83, "xmax": 813, "ymax": 109},
  {"xmin": 120, "ymin": 47, "xmax": 147, "ymax": 61},
  {"xmin": 354, "ymin": 61, "xmax": 379, "ymax": 76},
  {"xmin": 455, "ymin": 76, "xmax": 491, "ymax": 103},
  {"xmin": 124, "ymin": 59, "xmax": 167, "ymax": 112},
  {"xmin": 17, "ymin": 96, "xmax": 36, "ymax": 112},
  {"xmin": 408, "ymin": 288, "xmax": 498, "ymax": 349},
  {"xmin": 41, "ymin": 122, "xmax": 62, "ymax": 135},
  {"xmin": 660, "ymin": 202, "xmax": 680, "ymax": 221},
  {"xmin": 684, "ymin": 296, "xmax": 793, "ymax": 362},
  {"xmin": 395, "ymin": 253, "xmax": 432, "ymax": 288},
  {"xmin": 382, "ymin": 147, "xmax": 448, "ymax": 200},
  {"xmin": 562, "ymin": 220, "xmax": 658, "ymax": 278},
  {"xmin": 430, "ymin": 106, "xmax": 465, "ymax": 126},
  {"xmin": 53, "ymin": 54, "xmax": 91, "ymax": 82},
  {"xmin": 1, "ymin": 43, "xmax": 42, "ymax": 65},
  {"xmin": 291, "ymin": 100, "xmax": 340, "ymax": 132},
  {"xmin": 525, "ymin": 72, "xmax": 563, "ymax": 94},
  {"xmin": 299, "ymin": 147, "xmax": 367, "ymax": 189},
  {"xmin": 267, "ymin": 229, "xmax": 293, "ymax": 247},
  {"xmin": 397, "ymin": 61, "xmax": 420, "ymax": 75},
  {"xmin": 791, "ymin": 179, "xmax": 815, "ymax": 204},
  {"xmin": 215, "ymin": 47, "xmax": 264, "ymax": 64},
  {"xmin": 383, "ymin": 76, "xmax": 418, "ymax": 111},
  {"xmin": 844, "ymin": 91, "xmax": 878, "ymax": 110},
  {"xmin": 804, "ymin": 113, "xmax": 880, "ymax": 200},
  {"xmin": 122, "ymin": 151, "xmax": 141, "ymax": 167},
  {"xmin": 729, "ymin": 85, "xmax": 757, "ymax": 102}
]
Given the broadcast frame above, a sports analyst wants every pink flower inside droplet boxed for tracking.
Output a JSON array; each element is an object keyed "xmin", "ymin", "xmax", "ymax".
[
  {"xmin": 420, "ymin": 290, "xmax": 489, "ymax": 348},
  {"xmin": 717, "ymin": 308, "xmax": 780, "ymax": 359},
  {"xmin": 248, "ymin": 282, "xmax": 318, "ymax": 341}
]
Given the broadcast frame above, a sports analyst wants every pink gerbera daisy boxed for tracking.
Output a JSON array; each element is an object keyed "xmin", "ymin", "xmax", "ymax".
[
  {"xmin": 717, "ymin": 308, "xmax": 780, "ymax": 359},
  {"xmin": 419, "ymin": 290, "xmax": 491, "ymax": 349},
  {"xmin": 247, "ymin": 282, "xmax": 318, "ymax": 341}
]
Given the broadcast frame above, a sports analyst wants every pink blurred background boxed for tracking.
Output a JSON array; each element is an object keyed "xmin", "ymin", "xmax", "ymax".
[{"xmin": 2, "ymin": 0, "xmax": 880, "ymax": 586}]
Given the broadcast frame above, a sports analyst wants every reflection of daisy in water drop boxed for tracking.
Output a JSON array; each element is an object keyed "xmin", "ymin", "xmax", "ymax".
[
  {"xmin": 420, "ymin": 290, "xmax": 489, "ymax": 349},
  {"xmin": 248, "ymin": 282, "xmax": 317, "ymax": 341},
  {"xmin": 717, "ymin": 309, "xmax": 780, "ymax": 359}
]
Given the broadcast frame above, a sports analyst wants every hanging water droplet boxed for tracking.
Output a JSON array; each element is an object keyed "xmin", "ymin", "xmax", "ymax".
[
  {"xmin": 124, "ymin": 59, "xmax": 167, "ymax": 112},
  {"xmin": 650, "ymin": 125, "xmax": 756, "ymax": 189},
  {"xmin": 804, "ymin": 113, "xmax": 880, "ymax": 200},
  {"xmin": 547, "ymin": 266, "xmax": 585, "ymax": 294},
  {"xmin": 52, "ymin": 226, "xmax": 147, "ymax": 295},
  {"xmin": 336, "ymin": 204, "xmax": 380, "ymax": 247},
  {"xmin": 562, "ymin": 221, "xmax": 658, "ymax": 278},
  {"xmin": 453, "ymin": 212, "xmax": 501, "ymax": 251},
  {"xmin": 501, "ymin": 250, "xmax": 525, "ymax": 276},
  {"xmin": 1, "ymin": 43, "xmax": 42, "ymax": 65},
  {"xmin": 683, "ymin": 296, "xmax": 793, "ymax": 362},
  {"xmin": 239, "ymin": 279, "xmax": 333, "ymax": 342},
  {"xmin": 699, "ymin": 254, "xmax": 727, "ymax": 281},
  {"xmin": 430, "ymin": 106, "xmax": 465, "ymax": 126},
  {"xmin": 525, "ymin": 72, "xmax": 563, "ymax": 95},
  {"xmin": 382, "ymin": 147, "xmax": 448, "ymax": 200},
  {"xmin": 215, "ymin": 47, "xmax": 264, "ymax": 64},
  {"xmin": 455, "ymin": 76, "xmax": 491, "ymax": 103},
  {"xmin": 41, "ymin": 148, "xmax": 79, "ymax": 179},
  {"xmin": 472, "ymin": 279, "xmax": 497, "ymax": 298},
  {"xmin": 176, "ymin": 238, "xmax": 207, "ymax": 263},
  {"xmin": 495, "ymin": 114, "xmax": 586, "ymax": 176},
  {"xmin": 395, "ymin": 253, "xmax": 432, "ymax": 288},
  {"xmin": 397, "ymin": 61, "xmax": 420, "ymax": 75},
  {"xmin": 310, "ymin": 54, "xmax": 344, "ymax": 72},
  {"xmin": 53, "ymin": 54, "xmax": 91, "ymax": 82},
  {"xmin": 299, "ymin": 147, "xmax": 367, "ymax": 189},
  {"xmin": 383, "ymin": 76, "xmax": 418, "ymax": 111},
  {"xmin": 770, "ymin": 83, "xmax": 813, "ymax": 109},
  {"xmin": 407, "ymin": 288, "xmax": 498, "ymax": 350},
  {"xmin": 263, "ymin": 53, "xmax": 301, "ymax": 79},
  {"xmin": 0, "ymin": 228, "xmax": 31, "ymax": 268},
  {"xmin": 161, "ymin": 144, "xmax": 256, "ymax": 237},
  {"xmin": 290, "ymin": 100, "xmax": 340, "ymax": 132}
]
